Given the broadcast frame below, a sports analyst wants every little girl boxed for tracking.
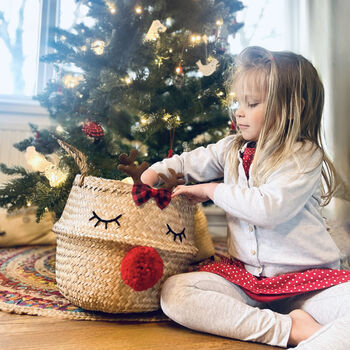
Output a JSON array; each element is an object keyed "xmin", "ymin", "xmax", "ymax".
[{"xmin": 141, "ymin": 46, "xmax": 350, "ymax": 349}]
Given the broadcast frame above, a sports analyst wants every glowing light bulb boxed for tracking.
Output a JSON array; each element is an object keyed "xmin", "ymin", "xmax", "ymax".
[
  {"xmin": 106, "ymin": 1, "xmax": 116, "ymax": 13},
  {"xmin": 56, "ymin": 125, "xmax": 65, "ymax": 133},
  {"xmin": 135, "ymin": 6, "xmax": 142, "ymax": 14},
  {"xmin": 44, "ymin": 165, "xmax": 68, "ymax": 187},
  {"xmin": 175, "ymin": 66, "xmax": 183, "ymax": 74},
  {"xmin": 91, "ymin": 40, "xmax": 106, "ymax": 55},
  {"xmin": 125, "ymin": 76, "xmax": 132, "ymax": 85},
  {"xmin": 163, "ymin": 113, "xmax": 171, "ymax": 121},
  {"xmin": 216, "ymin": 19, "xmax": 223, "ymax": 26}
]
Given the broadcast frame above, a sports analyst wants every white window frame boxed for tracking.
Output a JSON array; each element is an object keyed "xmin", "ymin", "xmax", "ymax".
[{"xmin": 0, "ymin": 0, "xmax": 59, "ymax": 118}]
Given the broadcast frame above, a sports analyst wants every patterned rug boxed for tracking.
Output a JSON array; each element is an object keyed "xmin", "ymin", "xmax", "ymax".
[{"xmin": 0, "ymin": 245, "xmax": 172, "ymax": 322}]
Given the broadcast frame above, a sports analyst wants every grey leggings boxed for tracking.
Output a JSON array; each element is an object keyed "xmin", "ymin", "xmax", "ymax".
[{"xmin": 160, "ymin": 271, "xmax": 350, "ymax": 349}]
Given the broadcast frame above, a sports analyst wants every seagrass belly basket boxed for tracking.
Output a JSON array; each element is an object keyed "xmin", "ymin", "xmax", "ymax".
[{"xmin": 53, "ymin": 140, "xmax": 198, "ymax": 313}]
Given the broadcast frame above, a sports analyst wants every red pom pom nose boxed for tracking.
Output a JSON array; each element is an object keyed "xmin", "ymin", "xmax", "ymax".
[{"xmin": 120, "ymin": 246, "xmax": 164, "ymax": 291}]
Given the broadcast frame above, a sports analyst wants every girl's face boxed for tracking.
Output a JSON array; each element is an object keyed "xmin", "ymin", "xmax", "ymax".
[{"xmin": 233, "ymin": 71, "xmax": 267, "ymax": 142}]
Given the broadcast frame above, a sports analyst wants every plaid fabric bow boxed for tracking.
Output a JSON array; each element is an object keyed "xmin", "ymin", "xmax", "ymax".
[{"xmin": 132, "ymin": 184, "xmax": 172, "ymax": 209}]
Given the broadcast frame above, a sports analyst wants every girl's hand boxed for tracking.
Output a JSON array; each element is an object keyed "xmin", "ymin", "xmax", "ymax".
[
  {"xmin": 171, "ymin": 183, "xmax": 218, "ymax": 204},
  {"xmin": 140, "ymin": 168, "xmax": 159, "ymax": 187}
]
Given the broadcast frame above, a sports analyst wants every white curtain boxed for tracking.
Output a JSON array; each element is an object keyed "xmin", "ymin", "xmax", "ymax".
[{"xmin": 295, "ymin": 0, "xmax": 350, "ymax": 222}]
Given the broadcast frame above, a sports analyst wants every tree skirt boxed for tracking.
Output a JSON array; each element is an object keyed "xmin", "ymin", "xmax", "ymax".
[{"xmin": 0, "ymin": 245, "xmax": 169, "ymax": 322}]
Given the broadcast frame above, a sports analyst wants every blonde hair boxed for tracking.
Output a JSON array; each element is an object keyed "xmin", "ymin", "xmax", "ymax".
[{"xmin": 226, "ymin": 46, "xmax": 337, "ymax": 205}]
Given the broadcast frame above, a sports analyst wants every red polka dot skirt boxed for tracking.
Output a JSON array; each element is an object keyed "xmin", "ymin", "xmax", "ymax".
[{"xmin": 199, "ymin": 258, "xmax": 350, "ymax": 302}]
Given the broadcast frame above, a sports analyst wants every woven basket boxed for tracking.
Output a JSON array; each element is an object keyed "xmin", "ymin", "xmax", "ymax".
[{"xmin": 53, "ymin": 174, "xmax": 198, "ymax": 313}]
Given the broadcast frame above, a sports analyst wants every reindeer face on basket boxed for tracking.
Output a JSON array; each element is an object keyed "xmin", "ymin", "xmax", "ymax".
[{"xmin": 75, "ymin": 149, "xmax": 196, "ymax": 293}]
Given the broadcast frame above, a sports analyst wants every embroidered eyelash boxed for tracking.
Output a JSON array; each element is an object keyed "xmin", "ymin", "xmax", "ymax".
[
  {"xmin": 166, "ymin": 224, "xmax": 186, "ymax": 243},
  {"xmin": 89, "ymin": 211, "xmax": 122, "ymax": 229}
]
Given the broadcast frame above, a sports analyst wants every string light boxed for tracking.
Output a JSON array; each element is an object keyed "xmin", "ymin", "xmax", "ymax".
[
  {"xmin": 135, "ymin": 6, "xmax": 142, "ymax": 14},
  {"xmin": 175, "ymin": 65, "xmax": 183, "ymax": 74},
  {"xmin": 106, "ymin": 1, "xmax": 116, "ymax": 14},
  {"xmin": 44, "ymin": 165, "xmax": 68, "ymax": 187},
  {"xmin": 62, "ymin": 74, "xmax": 83, "ymax": 88},
  {"xmin": 80, "ymin": 45, "xmax": 87, "ymax": 52},
  {"xmin": 216, "ymin": 19, "xmax": 223, "ymax": 26},
  {"xmin": 123, "ymin": 76, "xmax": 132, "ymax": 85},
  {"xmin": 91, "ymin": 40, "xmax": 106, "ymax": 55},
  {"xmin": 56, "ymin": 125, "xmax": 65, "ymax": 134},
  {"xmin": 163, "ymin": 113, "xmax": 171, "ymax": 122},
  {"xmin": 190, "ymin": 34, "xmax": 202, "ymax": 45},
  {"xmin": 60, "ymin": 35, "xmax": 66, "ymax": 41}
]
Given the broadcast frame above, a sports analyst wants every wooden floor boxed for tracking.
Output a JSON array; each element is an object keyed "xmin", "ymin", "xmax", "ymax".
[{"xmin": 0, "ymin": 312, "xmax": 278, "ymax": 350}]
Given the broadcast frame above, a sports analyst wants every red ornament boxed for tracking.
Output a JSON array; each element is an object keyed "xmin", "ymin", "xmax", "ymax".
[
  {"xmin": 120, "ymin": 246, "xmax": 164, "ymax": 291},
  {"xmin": 82, "ymin": 121, "xmax": 104, "ymax": 139},
  {"xmin": 167, "ymin": 149, "xmax": 173, "ymax": 158}
]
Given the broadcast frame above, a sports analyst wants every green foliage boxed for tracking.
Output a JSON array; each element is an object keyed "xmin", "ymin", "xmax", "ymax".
[{"xmin": 0, "ymin": 0, "xmax": 243, "ymax": 221}]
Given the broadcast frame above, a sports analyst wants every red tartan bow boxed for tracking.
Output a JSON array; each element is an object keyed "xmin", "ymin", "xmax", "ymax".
[{"xmin": 132, "ymin": 184, "xmax": 172, "ymax": 209}]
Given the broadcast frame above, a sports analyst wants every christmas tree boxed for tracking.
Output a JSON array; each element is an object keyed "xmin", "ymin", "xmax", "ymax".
[{"xmin": 0, "ymin": 0, "xmax": 243, "ymax": 221}]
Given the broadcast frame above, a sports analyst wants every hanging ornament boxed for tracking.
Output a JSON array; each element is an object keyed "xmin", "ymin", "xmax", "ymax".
[
  {"xmin": 25, "ymin": 147, "xmax": 68, "ymax": 187},
  {"xmin": 196, "ymin": 57, "xmax": 219, "ymax": 76},
  {"xmin": 91, "ymin": 40, "xmax": 106, "ymax": 55},
  {"xmin": 82, "ymin": 121, "xmax": 104, "ymax": 142},
  {"xmin": 25, "ymin": 146, "xmax": 51, "ymax": 172},
  {"xmin": 144, "ymin": 20, "xmax": 167, "ymax": 41}
]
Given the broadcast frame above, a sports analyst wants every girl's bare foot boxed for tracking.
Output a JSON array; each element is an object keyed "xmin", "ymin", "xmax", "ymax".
[{"xmin": 288, "ymin": 309, "xmax": 322, "ymax": 347}]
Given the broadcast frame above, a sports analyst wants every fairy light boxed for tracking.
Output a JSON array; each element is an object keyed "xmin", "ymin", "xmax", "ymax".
[
  {"xmin": 60, "ymin": 35, "xmax": 66, "ymax": 41},
  {"xmin": 135, "ymin": 6, "xmax": 142, "ymax": 14},
  {"xmin": 216, "ymin": 19, "xmax": 223, "ymax": 26},
  {"xmin": 106, "ymin": 1, "xmax": 116, "ymax": 14},
  {"xmin": 80, "ymin": 45, "xmax": 87, "ymax": 52},
  {"xmin": 163, "ymin": 113, "xmax": 171, "ymax": 122},
  {"xmin": 27, "ymin": 201, "xmax": 32, "ymax": 207},
  {"xmin": 62, "ymin": 74, "xmax": 83, "ymax": 88},
  {"xmin": 190, "ymin": 34, "xmax": 202, "ymax": 44},
  {"xmin": 124, "ymin": 76, "xmax": 132, "ymax": 85},
  {"xmin": 56, "ymin": 125, "xmax": 65, "ymax": 134},
  {"xmin": 175, "ymin": 66, "xmax": 183, "ymax": 74},
  {"xmin": 141, "ymin": 118, "xmax": 148, "ymax": 125},
  {"xmin": 91, "ymin": 40, "xmax": 106, "ymax": 55},
  {"xmin": 44, "ymin": 165, "xmax": 68, "ymax": 187}
]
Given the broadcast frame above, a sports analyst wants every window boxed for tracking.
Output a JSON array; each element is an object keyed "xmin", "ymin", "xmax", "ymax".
[
  {"xmin": 0, "ymin": 0, "xmax": 93, "ymax": 99},
  {"xmin": 0, "ymin": 0, "xmax": 296, "ymax": 100},
  {"xmin": 229, "ymin": 0, "xmax": 296, "ymax": 54},
  {"xmin": 0, "ymin": 1, "xmax": 56, "ymax": 97}
]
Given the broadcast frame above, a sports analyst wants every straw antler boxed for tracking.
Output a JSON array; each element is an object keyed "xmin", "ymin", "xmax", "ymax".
[
  {"xmin": 117, "ymin": 150, "xmax": 149, "ymax": 184},
  {"xmin": 159, "ymin": 169, "xmax": 185, "ymax": 191},
  {"xmin": 54, "ymin": 137, "xmax": 89, "ymax": 186}
]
